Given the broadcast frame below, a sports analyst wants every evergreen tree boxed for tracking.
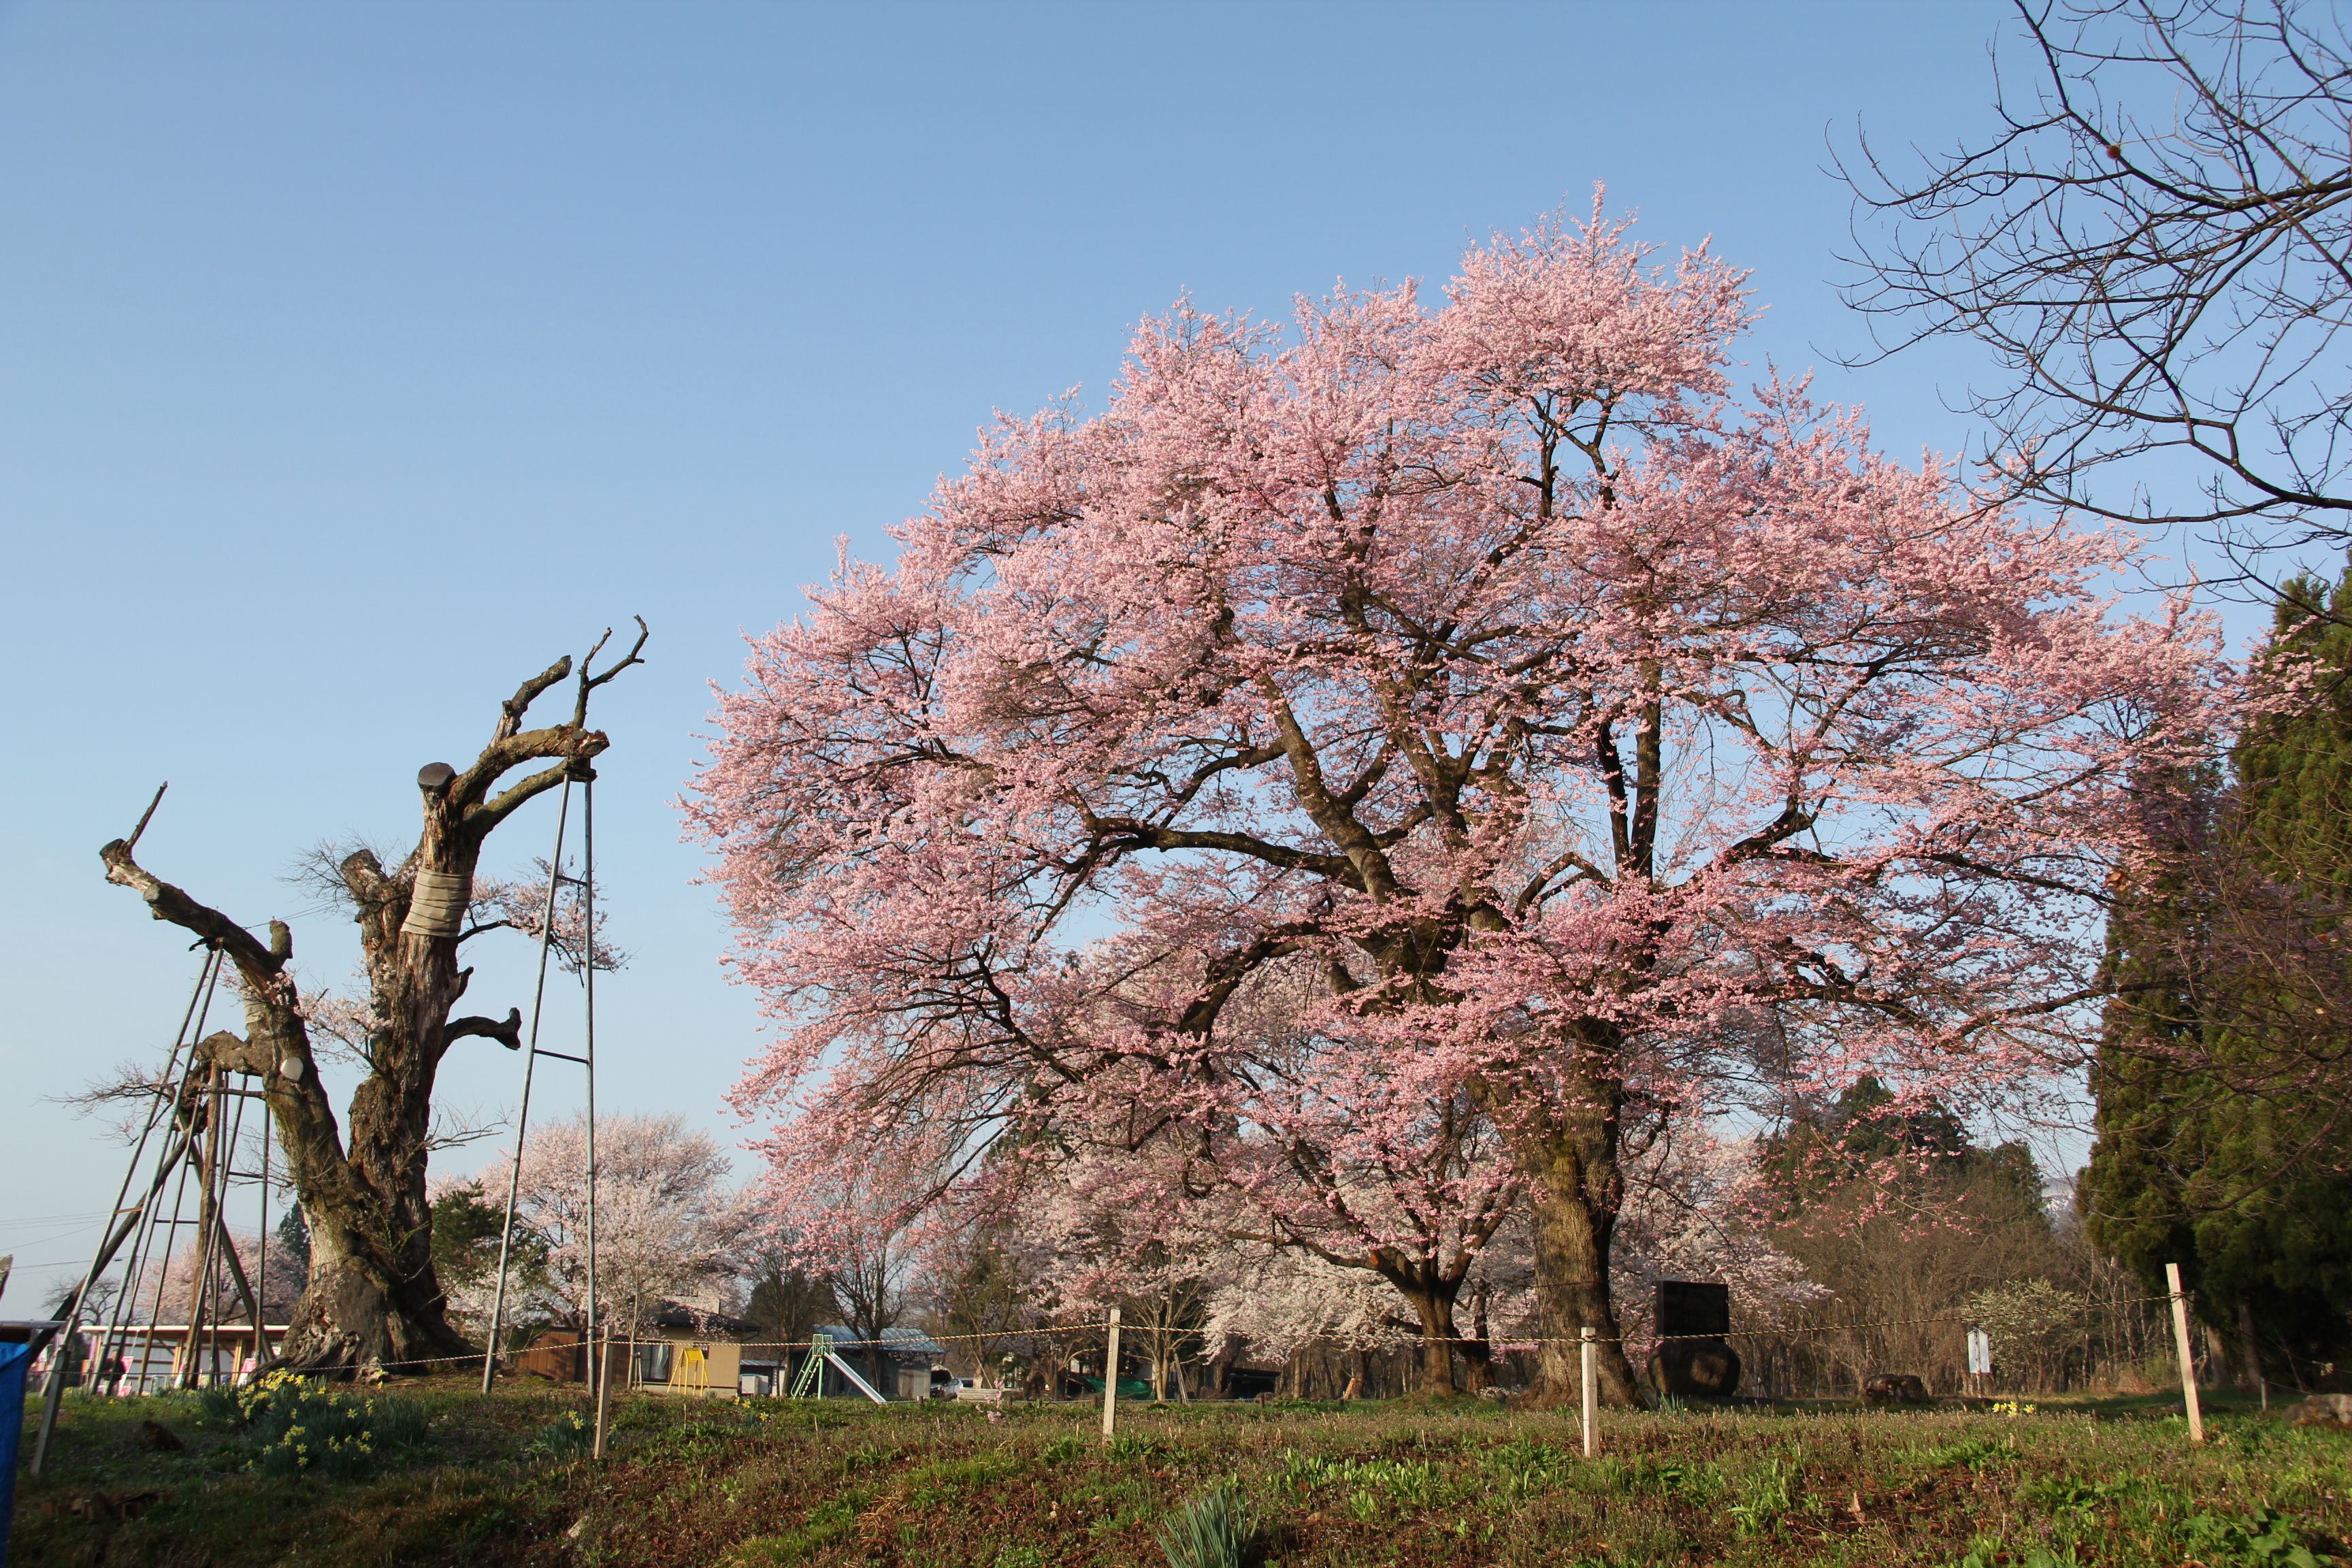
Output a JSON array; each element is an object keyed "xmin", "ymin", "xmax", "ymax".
[
  {"xmin": 275, "ymin": 1202, "xmax": 312, "ymax": 1279},
  {"xmin": 2085, "ymin": 568, "xmax": 2352, "ymax": 1384},
  {"xmin": 746, "ymin": 1261, "xmax": 831, "ymax": 1348},
  {"xmin": 426, "ymin": 1180, "xmax": 506, "ymax": 1301}
]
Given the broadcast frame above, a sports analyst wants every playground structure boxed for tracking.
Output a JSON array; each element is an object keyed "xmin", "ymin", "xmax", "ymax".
[{"xmin": 789, "ymin": 1330, "xmax": 887, "ymax": 1405}]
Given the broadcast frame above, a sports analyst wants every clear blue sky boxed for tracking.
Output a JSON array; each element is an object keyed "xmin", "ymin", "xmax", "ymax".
[{"xmin": 3, "ymin": 0, "xmax": 2127, "ymax": 1301}]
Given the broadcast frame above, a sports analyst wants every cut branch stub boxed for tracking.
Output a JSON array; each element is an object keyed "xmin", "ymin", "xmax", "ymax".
[
  {"xmin": 444, "ymin": 1009, "xmax": 523, "ymax": 1051},
  {"xmin": 194, "ymin": 1028, "xmax": 273, "ymax": 1079}
]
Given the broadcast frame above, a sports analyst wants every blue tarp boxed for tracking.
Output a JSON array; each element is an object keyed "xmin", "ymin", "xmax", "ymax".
[{"xmin": 1, "ymin": 1338, "xmax": 35, "ymax": 1568}]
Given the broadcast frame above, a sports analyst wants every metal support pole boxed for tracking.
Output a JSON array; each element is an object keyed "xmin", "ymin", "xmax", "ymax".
[
  {"xmin": 182, "ymin": 1068, "xmax": 223, "ymax": 1389},
  {"xmin": 581, "ymin": 772, "xmax": 599, "ymax": 1372},
  {"xmin": 255, "ymin": 1094, "xmax": 270, "ymax": 1371},
  {"xmin": 482, "ymin": 779, "xmax": 574, "ymax": 1394},
  {"xmin": 37, "ymin": 952, "xmax": 217, "ymax": 1468},
  {"xmin": 94, "ymin": 951, "xmax": 220, "ymax": 1402},
  {"xmin": 135, "ymin": 1132, "xmax": 199, "ymax": 1398},
  {"xmin": 1580, "ymin": 1328, "xmax": 1598, "ymax": 1458},
  {"xmin": 1099, "ymin": 1308, "xmax": 1122, "ymax": 1443},
  {"xmin": 2167, "ymin": 1262, "xmax": 2206, "ymax": 1444}
]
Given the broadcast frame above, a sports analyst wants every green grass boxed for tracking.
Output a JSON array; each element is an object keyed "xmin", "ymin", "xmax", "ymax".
[{"xmin": 13, "ymin": 1383, "xmax": 2351, "ymax": 1566}]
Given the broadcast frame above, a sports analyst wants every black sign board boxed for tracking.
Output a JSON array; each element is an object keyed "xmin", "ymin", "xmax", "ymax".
[{"xmin": 1656, "ymin": 1280, "xmax": 1730, "ymax": 1339}]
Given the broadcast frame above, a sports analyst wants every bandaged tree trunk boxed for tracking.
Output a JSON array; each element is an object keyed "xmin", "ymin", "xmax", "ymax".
[{"xmin": 100, "ymin": 624, "xmax": 644, "ymax": 1375}]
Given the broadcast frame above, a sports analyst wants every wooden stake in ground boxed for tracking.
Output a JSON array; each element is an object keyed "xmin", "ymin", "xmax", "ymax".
[
  {"xmin": 1099, "ymin": 1308, "xmax": 1121, "ymax": 1444},
  {"xmin": 2166, "ymin": 1262, "xmax": 2206, "ymax": 1444},
  {"xmin": 1580, "ymin": 1328, "xmax": 1598, "ymax": 1458},
  {"xmin": 592, "ymin": 1324, "xmax": 612, "ymax": 1461}
]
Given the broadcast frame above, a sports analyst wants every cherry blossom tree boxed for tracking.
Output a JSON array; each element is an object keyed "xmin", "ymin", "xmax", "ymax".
[
  {"xmin": 1013, "ymin": 1169, "xmax": 1215, "ymax": 1400},
  {"xmin": 693, "ymin": 199, "xmax": 2228, "ymax": 1403},
  {"xmin": 468, "ymin": 1111, "xmax": 746, "ymax": 1339},
  {"xmin": 1201, "ymin": 1245, "xmax": 1417, "ymax": 1380},
  {"xmin": 751, "ymin": 1147, "xmax": 932, "ymax": 1391},
  {"xmin": 1071, "ymin": 958, "xmax": 1519, "ymax": 1392},
  {"xmin": 140, "ymin": 1228, "xmax": 307, "ymax": 1322}
]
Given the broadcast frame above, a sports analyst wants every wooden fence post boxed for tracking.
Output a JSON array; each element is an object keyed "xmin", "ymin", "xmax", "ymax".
[
  {"xmin": 1580, "ymin": 1327, "xmax": 1597, "ymax": 1458},
  {"xmin": 592, "ymin": 1324, "xmax": 612, "ymax": 1460},
  {"xmin": 2166, "ymin": 1262, "xmax": 2205, "ymax": 1445},
  {"xmin": 1100, "ymin": 1308, "xmax": 1122, "ymax": 1444}
]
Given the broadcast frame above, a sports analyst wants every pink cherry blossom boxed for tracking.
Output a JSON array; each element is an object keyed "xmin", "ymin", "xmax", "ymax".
[{"xmin": 691, "ymin": 195, "xmax": 2232, "ymax": 1404}]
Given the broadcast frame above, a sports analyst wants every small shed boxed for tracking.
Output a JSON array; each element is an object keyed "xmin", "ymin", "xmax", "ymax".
[
  {"xmin": 628, "ymin": 1307, "xmax": 768, "ymax": 1401},
  {"xmin": 42, "ymin": 1323, "xmax": 288, "ymax": 1395},
  {"xmin": 514, "ymin": 1330, "xmax": 589, "ymax": 1383}
]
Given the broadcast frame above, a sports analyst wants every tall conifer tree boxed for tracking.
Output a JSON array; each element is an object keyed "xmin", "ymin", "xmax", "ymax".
[{"xmin": 2086, "ymin": 570, "xmax": 2352, "ymax": 1383}]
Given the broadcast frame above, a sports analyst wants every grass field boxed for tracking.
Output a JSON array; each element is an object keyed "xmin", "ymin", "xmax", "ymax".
[{"xmin": 12, "ymin": 1381, "xmax": 2350, "ymax": 1567}]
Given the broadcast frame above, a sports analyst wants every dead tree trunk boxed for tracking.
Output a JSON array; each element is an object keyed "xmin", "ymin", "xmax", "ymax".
[{"xmin": 101, "ymin": 623, "xmax": 646, "ymax": 1376}]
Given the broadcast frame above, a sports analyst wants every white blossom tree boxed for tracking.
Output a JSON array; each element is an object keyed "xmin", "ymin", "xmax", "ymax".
[{"xmin": 471, "ymin": 1111, "xmax": 747, "ymax": 1337}]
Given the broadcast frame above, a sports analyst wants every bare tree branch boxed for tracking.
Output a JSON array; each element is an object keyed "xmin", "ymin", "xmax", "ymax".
[
  {"xmin": 1840, "ymin": 0, "xmax": 2352, "ymax": 574},
  {"xmin": 573, "ymin": 615, "xmax": 651, "ymax": 727},
  {"xmin": 100, "ymin": 836, "xmax": 284, "ymax": 981}
]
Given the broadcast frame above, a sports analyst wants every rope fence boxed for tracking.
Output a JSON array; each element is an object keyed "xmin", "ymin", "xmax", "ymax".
[
  {"xmin": 41, "ymin": 1293, "xmax": 2198, "ymax": 1366},
  {"xmin": 43, "ymin": 1279, "xmax": 2240, "ymax": 1460},
  {"xmin": 606, "ymin": 1298, "xmax": 2187, "ymax": 1357}
]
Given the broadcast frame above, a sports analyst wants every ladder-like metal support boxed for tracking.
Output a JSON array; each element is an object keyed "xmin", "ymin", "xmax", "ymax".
[
  {"xmin": 481, "ymin": 764, "xmax": 601, "ymax": 1394},
  {"xmin": 35, "ymin": 942, "xmax": 274, "ymax": 1471},
  {"xmin": 789, "ymin": 1333, "xmax": 828, "ymax": 1398}
]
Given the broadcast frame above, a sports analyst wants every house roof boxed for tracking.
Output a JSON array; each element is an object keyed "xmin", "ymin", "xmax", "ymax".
[
  {"xmin": 814, "ymin": 1324, "xmax": 947, "ymax": 1358},
  {"xmin": 644, "ymin": 1304, "xmax": 766, "ymax": 1337}
]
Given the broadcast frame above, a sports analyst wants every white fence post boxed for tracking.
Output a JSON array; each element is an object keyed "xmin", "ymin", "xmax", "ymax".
[
  {"xmin": 2166, "ymin": 1262, "xmax": 2206, "ymax": 1445},
  {"xmin": 1580, "ymin": 1327, "xmax": 1597, "ymax": 1458},
  {"xmin": 1100, "ymin": 1307, "xmax": 1122, "ymax": 1444}
]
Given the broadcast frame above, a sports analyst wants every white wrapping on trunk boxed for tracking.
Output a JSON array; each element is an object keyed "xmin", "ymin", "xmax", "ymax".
[{"xmin": 401, "ymin": 869, "xmax": 470, "ymax": 940}]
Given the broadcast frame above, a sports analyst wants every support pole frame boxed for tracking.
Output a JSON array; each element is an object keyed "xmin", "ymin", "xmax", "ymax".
[{"xmin": 481, "ymin": 779, "xmax": 574, "ymax": 1394}]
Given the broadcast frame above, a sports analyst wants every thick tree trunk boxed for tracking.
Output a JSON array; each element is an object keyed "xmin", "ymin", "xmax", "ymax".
[
  {"xmin": 1519, "ymin": 1075, "xmax": 1642, "ymax": 1407},
  {"xmin": 282, "ymin": 1194, "xmax": 468, "ymax": 1371},
  {"xmin": 101, "ymin": 625, "xmax": 645, "ymax": 1377},
  {"xmin": 272, "ymin": 871, "xmax": 470, "ymax": 1371},
  {"xmin": 1527, "ymin": 1172, "xmax": 1640, "ymax": 1405},
  {"xmin": 1463, "ymin": 1281, "xmax": 1494, "ymax": 1392},
  {"xmin": 1390, "ymin": 1274, "xmax": 1467, "ymax": 1396}
]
